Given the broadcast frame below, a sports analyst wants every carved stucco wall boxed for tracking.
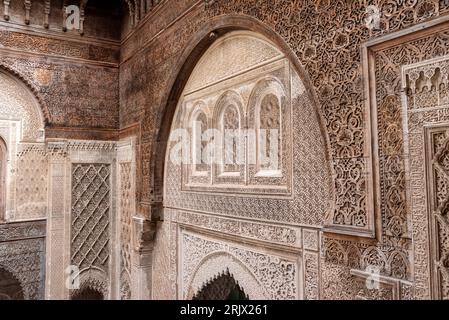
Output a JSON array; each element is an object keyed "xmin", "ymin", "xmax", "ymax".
[
  {"xmin": 71, "ymin": 163, "xmax": 112, "ymax": 298},
  {"xmin": 0, "ymin": 24, "xmax": 120, "ymax": 136},
  {"xmin": 0, "ymin": 0, "xmax": 124, "ymax": 139},
  {"xmin": 156, "ymin": 31, "xmax": 330, "ymax": 300},
  {"xmin": 118, "ymin": 0, "xmax": 449, "ymax": 300},
  {"xmin": 116, "ymin": 138, "xmax": 137, "ymax": 300},
  {"xmin": 44, "ymin": 140, "xmax": 121, "ymax": 300},
  {"xmin": 43, "ymin": 138, "xmax": 138, "ymax": 300},
  {"xmin": 402, "ymin": 55, "xmax": 449, "ymax": 300},
  {"xmin": 0, "ymin": 220, "xmax": 46, "ymax": 300},
  {"xmin": 3, "ymin": 0, "xmax": 449, "ymax": 300},
  {"xmin": 0, "ymin": 69, "xmax": 44, "ymax": 142},
  {"xmin": 121, "ymin": 0, "xmax": 449, "ymax": 231},
  {"xmin": 0, "ymin": 37, "xmax": 120, "ymax": 280},
  {"xmin": 0, "ymin": 69, "xmax": 48, "ymax": 223}
]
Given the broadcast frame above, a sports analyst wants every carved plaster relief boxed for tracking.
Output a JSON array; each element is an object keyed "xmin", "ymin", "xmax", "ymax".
[
  {"xmin": 403, "ymin": 55, "xmax": 449, "ymax": 299},
  {"xmin": 0, "ymin": 220, "xmax": 46, "ymax": 300},
  {"xmin": 116, "ymin": 138, "xmax": 137, "ymax": 300},
  {"xmin": 44, "ymin": 140, "xmax": 118, "ymax": 300},
  {"xmin": 180, "ymin": 230, "xmax": 299, "ymax": 300},
  {"xmin": 162, "ymin": 31, "xmax": 330, "ymax": 300},
  {"xmin": 177, "ymin": 32, "xmax": 293, "ymax": 195},
  {"xmin": 0, "ymin": 69, "xmax": 47, "ymax": 223},
  {"xmin": 164, "ymin": 31, "xmax": 331, "ymax": 228},
  {"xmin": 170, "ymin": 210, "xmax": 323, "ymax": 300},
  {"xmin": 0, "ymin": 70, "xmax": 44, "ymax": 142}
]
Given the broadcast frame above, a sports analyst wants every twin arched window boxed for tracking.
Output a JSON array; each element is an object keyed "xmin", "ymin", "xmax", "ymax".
[{"xmin": 188, "ymin": 81, "xmax": 285, "ymax": 186}]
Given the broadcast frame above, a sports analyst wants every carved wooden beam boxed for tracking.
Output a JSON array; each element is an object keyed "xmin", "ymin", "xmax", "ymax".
[
  {"xmin": 3, "ymin": 0, "xmax": 10, "ymax": 21},
  {"xmin": 24, "ymin": 0, "xmax": 32, "ymax": 25},
  {"xmin": 44, "ymin": 0, "xmax": 50, "ymax": 28}
]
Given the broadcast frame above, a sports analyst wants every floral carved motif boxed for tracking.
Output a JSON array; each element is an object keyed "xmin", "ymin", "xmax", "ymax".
[{"xmin": 181, "ymin": 231, "xmax": 297, "ymax": 300}]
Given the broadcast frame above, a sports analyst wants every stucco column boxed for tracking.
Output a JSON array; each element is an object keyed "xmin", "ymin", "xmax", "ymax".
[
  {"xmin": 45, "ymin": 141, "xmax": 68, "ymax": 300},
  {"xmin": 131, "ymin": 216, "xmax": 157, "ymax": 300}
]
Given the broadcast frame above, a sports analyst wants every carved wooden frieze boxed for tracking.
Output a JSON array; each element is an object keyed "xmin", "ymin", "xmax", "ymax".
[{"xmin": 0, "ymin": 31, "xmax": 120, "ymax": 64}]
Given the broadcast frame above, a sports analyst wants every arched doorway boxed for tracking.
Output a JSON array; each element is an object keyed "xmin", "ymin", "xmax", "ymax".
[
  {"xmin": 0, "ymin": 137, "xmax": 6, "ymax": 222},
  {"xmin": 71, "ymin": 287, "xmax": 104, "ymax": 300},
  {"xmin": 0, "ymin": 267, "xmax": 24, "ymax": 300},
  {"xmin": 193, "ymin": 271, "xmax": 249, "ymax": 300}
]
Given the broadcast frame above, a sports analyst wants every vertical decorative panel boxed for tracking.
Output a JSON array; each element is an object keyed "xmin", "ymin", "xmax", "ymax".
[
  {"xmin": 119, "ymin": 162, "xmax": 132, "ymax": 300},
  {"xmin": 71, "ymin": 164, "xmax": 111, "ymax": 276},
  {"xmin": 15, "ymin": 146, "xmax": 48, "ymax": 220},
  {"xmin": 427, "ymin": 129, "xmax": 449, "ymax": 300},
  {"xmin": 403, "ymin": 56, "xmax": 449, "ymax": 299}
]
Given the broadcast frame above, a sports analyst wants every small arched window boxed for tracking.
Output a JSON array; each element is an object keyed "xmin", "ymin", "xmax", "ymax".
[
  {"xmin": 0, "ymin": 137, "xmax": 7, "ymax": 222},
  {"xmin": 257, "ymin": 93, "xmax": 281, "ymax": 174},
  {"xmin": 221, "ymin": 104, "xmax": 241, "ymax": 174},
  {"xmin": 192, "ymin": 111, "xmax": 209, "ymax": 174}
]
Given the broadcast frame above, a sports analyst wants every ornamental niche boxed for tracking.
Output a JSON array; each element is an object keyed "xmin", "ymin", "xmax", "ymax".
[{"xmin": 161, "ymin": 30, "xmax": 331, "ymax": 299}]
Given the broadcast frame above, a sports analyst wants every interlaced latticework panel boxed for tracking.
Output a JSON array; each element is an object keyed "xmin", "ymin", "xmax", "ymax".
[
  {"xmin": 431, "ymin": 132, "xmax": 449, "ymax": 300},
  {"xmin": 71, "ymin": 164, "xmax": 111, "ymax": 274},
  {"xmin": 119, "ymin": 163, "xmax": 132, "ymax": 300}
]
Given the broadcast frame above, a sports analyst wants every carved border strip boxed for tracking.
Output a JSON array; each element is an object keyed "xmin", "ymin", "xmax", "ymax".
[
  {"xmin": 176, "ymin": 210, "xmax": 303, "ymax": 249},
  {"xmin": 360, "ymin": 14, "xmax": 449, "ymax": 240},
  {"xmin": 0, "ymin": 219, "xmax": 46, "ymax": 242},
  {"xmin": 401, "ymin": 55, "xmax": 449, "ymax": 299}
]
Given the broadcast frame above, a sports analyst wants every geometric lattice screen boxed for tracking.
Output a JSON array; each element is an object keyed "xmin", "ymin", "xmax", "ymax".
[{"xmin": 71, "ymin": 164, "xmax": 111, "ymax": 273}]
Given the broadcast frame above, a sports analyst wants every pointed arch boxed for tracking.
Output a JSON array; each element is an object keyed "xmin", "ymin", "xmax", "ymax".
[
  {"xmin": 186, "ymin": 251, "xmax": 268, "ymax": 300},
  {"xmin": 152, "ymin": 14, "xmax": 333, "ymax": 204},
  {"xmin": 0, "ymin": 64, "xmax": 50, "ymax": 126}
]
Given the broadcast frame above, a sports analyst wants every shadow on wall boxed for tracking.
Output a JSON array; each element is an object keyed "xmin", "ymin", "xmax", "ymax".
[
  {"xmin": 193, "ymin": 270, "xmax": 249, "ymax": 300},
  {"xmin": 71, "ymin": 287, "xmax": 104, "ymax": 300},
  {"xmin": 0, "ymin": 267, "xmax": 24, "ymax": 300}
]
